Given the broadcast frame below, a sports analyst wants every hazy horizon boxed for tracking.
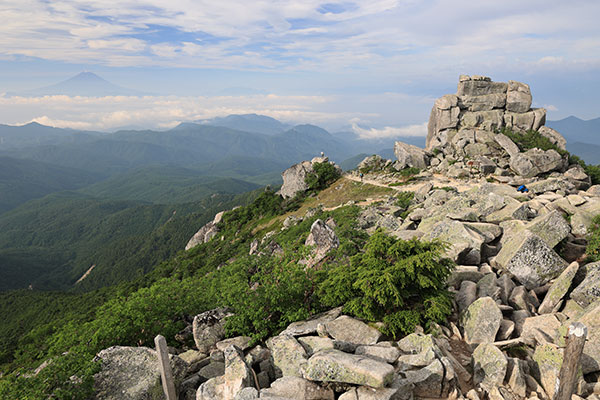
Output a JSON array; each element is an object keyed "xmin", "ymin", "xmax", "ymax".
[{"xmin": 1, "ymin": 1, "xmax": 599, "ymax": 135}]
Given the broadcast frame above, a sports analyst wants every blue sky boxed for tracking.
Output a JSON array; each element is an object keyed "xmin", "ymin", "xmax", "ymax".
[{"xmin": 0, "ymin": 0, "xmax": 599, "ymax": 135}]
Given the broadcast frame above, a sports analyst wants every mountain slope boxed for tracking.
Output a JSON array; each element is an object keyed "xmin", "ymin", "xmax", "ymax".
[
  {"xmin": 17, "ymin": 72, "xmax": 144, "ymax": 97},
  {"xmin": 199, "ymin": 114, "xmax": 290, "ymax": 135},
  {"xmin": 0, "ymin": 156, "xmax": 102, "ymax": 214},
  {"xmin": 547, "ymin": 116, "xmax": 600, "ymax": 145},
  {"xmin": 79, "ymin": 165, "xmax": 260, "ymax": 203},
  {"xmin": 0, "ymin": 189, "xmax": 260, "ymax": 291}
]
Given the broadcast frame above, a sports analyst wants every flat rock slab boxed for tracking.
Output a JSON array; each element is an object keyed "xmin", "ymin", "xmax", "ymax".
[
  {"xmin": 303, "ymin": 349, "xmax": 394, "ymax": 388},
  {"xmin": 325, "ymin": 316, "xmax": 381, "ymax": 345},
  {"xmin": 282, "ymin": 307, "xmax": 342, "ymax": 336},
  {"xmin": 260, "ymin": 376, "xmax": 334, "ymax": 400},
  {"xmin": 93, "ymin": 346, "xmax": 187, "ymax": 400},
  {"xmin": 493, "ymin": 231, "xmax": 567, "ymax": 289}
]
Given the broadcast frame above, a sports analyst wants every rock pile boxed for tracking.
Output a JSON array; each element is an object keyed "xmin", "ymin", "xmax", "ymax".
[{"xmin": 395, "ymin": 75, "xmax": 573, "ymax": 180}]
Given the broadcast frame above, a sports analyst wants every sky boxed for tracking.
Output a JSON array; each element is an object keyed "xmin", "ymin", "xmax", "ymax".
[{"xmin": 0, "ymin": 0, "xmax": 599, "ymax": 136}]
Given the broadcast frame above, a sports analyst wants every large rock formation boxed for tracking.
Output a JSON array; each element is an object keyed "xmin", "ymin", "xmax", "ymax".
[
  {"xmin": 279, "ymin": 156, "xmax": 342, "ymax": 199},
  {"xmin": 402, "ymin": 75, "xmax": 569, "ymax": 179}
]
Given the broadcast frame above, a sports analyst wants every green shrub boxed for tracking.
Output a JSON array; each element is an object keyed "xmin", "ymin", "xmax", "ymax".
[
  {"xmin": 319, "ymin": 232, "xmax": 454, "ymax": 338},
  {"xmin": 500, "ymin": 127, "xmax": 568, "ymax": 155},
  {"xmin": 586, "ymin": 215, "xmax": 600, "ymax": 262},
  {"xmin": 305, "ymin": 162, "xmax": 341, "ymax": 191}
]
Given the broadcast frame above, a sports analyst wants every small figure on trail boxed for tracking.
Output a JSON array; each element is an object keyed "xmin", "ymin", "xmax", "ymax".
[
  {"xmin": 359, "ymin": 172, "xmax": 364, "ymax": 182},
  {"xmin": 320, "ymin": 151, "xmax": 324, "ymax": 157},
  {"xmin": 517, "ymin": 185, "xmax": 529, "ymax": 193}
]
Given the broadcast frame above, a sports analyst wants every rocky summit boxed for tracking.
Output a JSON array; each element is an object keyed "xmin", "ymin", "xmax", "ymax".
[{"xmin": 87, "ymin": 76, "xmax": 600, "ymax": 400}]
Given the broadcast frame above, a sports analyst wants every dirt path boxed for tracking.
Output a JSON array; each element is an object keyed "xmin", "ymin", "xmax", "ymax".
[{"xmin": 344, "ymin": 172, "xmax": 475, "ymax": 193}]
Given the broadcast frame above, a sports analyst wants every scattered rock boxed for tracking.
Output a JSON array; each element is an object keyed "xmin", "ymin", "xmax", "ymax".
[
  {"xmin": 266, "ymin": 334, "xmax": 308, "ymax": 378},
  {"xmin": 324, "ymin": 316, "xmax": 381, "ymax": 345},
  {"xmin": 472, "ymin": 343, "xmax": 507, "ymax": 388},
  {"xmin": 492, "ymin": 231, "xmax": 568, "ymax": 289},
  {"xmin": 461, "ymin": 297, "xmax": 502, "ymax": 344},
  {"xmin": 303, "ymin": 349, "xmax": 395, "ymax": 388},
  {"xmin": 192, "ymin": 307, "xmax": 233, "ymax": 354},
  {"xmin": 538, "ymin": 261, "xmax": 579, "ymax": 314},
  {"xmin": 93, "ymin": 346, "xmax": 187, "ymax": 400}
]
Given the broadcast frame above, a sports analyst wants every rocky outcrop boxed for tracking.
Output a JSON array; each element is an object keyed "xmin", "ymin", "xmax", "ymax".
[
  {"xmin": 394, "ymin": 141, "xmax": 429, "ymax": 169},
  {"xmin": 93, "ymin": 346, "xmax": 187, "ymax": 400},
  {"xmin": 422, "ymin": 75, "xmax": 569, "ymax": 179},
  {"xmin": 303, "ymin": 218, "xmax": 339, "ymax": 268},
  {"xmin": 186, "ymin": 211, "xmax": 225, "ymax": 250},
  {"xmin": 192, "ymin": 307, "xmax": 233, "ymax": 354},
  {"xmin": 279, "ymin": 156, "xmax": 341, "ymax": 199}
]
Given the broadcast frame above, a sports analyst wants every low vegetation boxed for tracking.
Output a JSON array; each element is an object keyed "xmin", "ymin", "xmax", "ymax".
[
  {"xmin": 501, "ymin": 127, "xmax": 600, "ymax": 185},
  {"xmin": 0, "ymin": 180, "xmax": 455, "ymax": 399},
  {"xmin": 586, "ymin": 214, "xmax": 600, "ymax": 262}
]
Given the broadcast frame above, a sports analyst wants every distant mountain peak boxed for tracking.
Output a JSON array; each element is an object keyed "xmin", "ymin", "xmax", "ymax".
[{"xmin": 14, "ymin": 72, "xmax": 145, "ymax": 97}]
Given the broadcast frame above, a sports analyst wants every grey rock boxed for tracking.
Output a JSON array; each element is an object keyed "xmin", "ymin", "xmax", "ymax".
[
  {"xmin": 93, "ymin": 346, "xmax": 187, "ymax": 400},
  {"xmin": 279, "ymin": 161, "xmax": 313, "ymax": 199},
  {"xmin": 324, "ymin": 316, "xmax": 381, "ymax": 345},
  {"xmin": 492, "ymin": 231, "xmax": 568, "ymax": 289},
  {"xmin": 526, "ymin": 210, "xmax": 570, "ymax": 248},
  {"xmin": 394, "ymin": 141, "xmax": 429, "ymax": 169},
  {"xmin": 420, "ymin": 219, "xmax": 484, "ymax": 265},
  {"xmin": 506, "ymin": 358, "xmax": 527, "ymax": 398},
  {"xmin": 510, "ymin": 148, "xmax": 564, "ymax": 177},
  {"xmin": 234, "ymin": 387, "xmax": 259, "ymax": 400},
  {"xmin": 497, "ymin": 319, "xmax": 515, "ymax": 341},
  {"xmin": 304, "ymin": 219, "xmax": 339, "ymax": 268},
  {"xmin": 461, "ymin": 297, "xmax": 502, "ymax": 344},
  {"xmin": 216, "ymin": 336, "xmax": 253, "ymax": 352},
  {"xmin": 404, "ymin": 358, "xmax": 454, "ymax": 398},
  {"xmin": 476, "ymin": 273, "xmax": 500, "ymax": 300},
  {"xmin": 355, "ymin": 345, "xmax": 401, "ymax": 364},
  {"xmin": 456, "ymin": 280, "xmax": 477, "ymax": 314},
  {"xmin": 459, "ymin": 93, "xmax": 506, "ymax": 111},
  {"xmin": 266, "ymin": 334, "xmax": 307, "ymax": 378},
  {"xmin": 571, "ymin": 261, "xmax": 600, "ymax": 308},
  {"xmin": 494, "ymin": 133, "xmax": 520, "ymax": 158},
  {"xmin": 538, "ymin": 126, "xmax": 566, "ymax": 150},
  {"xmin": 302, "ymin": 349, "xmax": 395, "ymax": 388},
  {"xmin": 186, "ymin": 221, "xmax": 219, "ymax": 250},
  {"xmin": 577, "ymin": 301, "xmax": 600, "ymax": 373},
  {"xmin": 260, "ymin": 376, "xmax": 334, "ymax": 400},
  {"xmin": 297, "ymin": 336, "xmax": 335, "ymax": 356},
  {"xmin": 508, "ymin": 286, "xmax": 535, "ymax": 314},
  {"xmin": 282, "ymin": 307, "xmax": 342, "ymax": 336},
  {"xmin": 193, "ymin": 307, "xmax": 233, "ymax": 354},
  {"xmin": 521, "ymin": 314, "xmax": 561, "ymax": 345},
  {"xmin": 497, "ymin": 274, "xmax": 516, "ymax": 305},
  {"xmin": 457, "ymin": 78, "xmax": 507, "ymax": 96},
  {"xmin": 532, "ymin": 343, "xmax": 563, "ymax": 399},
  {"xmin": 506, "ymin": 80, "xmax": 532, "ymax": 113},
  {"xmin": 472, "ymin": 343, "xmax": 507, "ymax": 387},
  {"xmin": 199, "ymin": 361, "xmax": 225, "ymax": 380},
  {"xmin": 197, "ymin": 346, "xmax": 254, "ymax": 400},
  {"xmin": 538, "ymin": 261, "xmax": 579, "ymax": 314}
]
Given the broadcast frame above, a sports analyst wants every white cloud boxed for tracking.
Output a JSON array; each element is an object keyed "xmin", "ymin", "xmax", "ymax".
[
  {"xmin": 351, "ymin": 122, "xmax": 427, "ymax": 139},
  {"xmin": 544, "ymin": 104, "xmax": 559, "ymax": 112},
  {"xmin": 0, "ymin": 93, "xmax": 375, "ymax": 131}
]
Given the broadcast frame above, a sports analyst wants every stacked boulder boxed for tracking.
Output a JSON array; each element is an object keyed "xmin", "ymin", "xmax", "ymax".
[{"xmin": 395, "ymin": 75, "xmax": 572, "ymax": 179}]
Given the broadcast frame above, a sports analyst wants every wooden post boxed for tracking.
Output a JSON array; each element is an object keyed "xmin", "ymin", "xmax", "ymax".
[
  {"xmin": 553, "ymin": 322, "xmax": 587, "ymax": 400},
  {"xmin": 155, "ymin": 334, "xmax": 177, "ymax": 400}
]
